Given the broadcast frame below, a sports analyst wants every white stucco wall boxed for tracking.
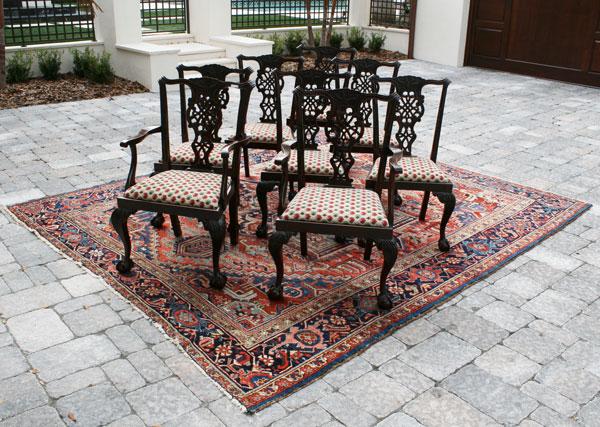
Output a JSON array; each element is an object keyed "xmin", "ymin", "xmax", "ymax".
[{"xmin": 413, "ymin": 0, "xmax": 471, "ymax": 67}]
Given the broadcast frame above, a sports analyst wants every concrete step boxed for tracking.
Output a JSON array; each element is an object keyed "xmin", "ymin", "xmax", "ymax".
[{"xmin": 142, "ymin": 33, "xmax": 195, "ymax": 45}]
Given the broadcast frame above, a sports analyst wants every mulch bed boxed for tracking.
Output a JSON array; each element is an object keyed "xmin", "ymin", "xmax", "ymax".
[
  {"xmin": 284, "ymin": 49, "xmax": 408, "ymax": 71},
  {"xmin": 0, "ymin": 74, "xmax": 148, "ymax": 110}
]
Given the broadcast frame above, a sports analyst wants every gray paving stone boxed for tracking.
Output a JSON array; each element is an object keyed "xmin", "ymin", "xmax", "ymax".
[
  {"xmin": 46, "ymin": 259, "xmax": 84, "ymax": 280},
  {"xmin": 2, "ymin": 269, "xmax": 34, "ymax": 292},
  {"xmin": 152, "ymin": 340, "xmax": 181, "ymax": 359},
  {"xmin": 442, "ymin": 365, "xmax": 538, "ymax": 424},
  {"xmin": 477, "ymin": 301, "xmax": 535, "ymax": 332},
  {"xmin": 272, "ymin": 403, "xmax": 332, "ymax": 427},
  {"xmin": 130, "ymin": 318, "xmax": 166, "ymax": 345},
  {"xmin": 0, "ymin": 373, "xmax": 48, "ymax": 420},
  {"xmin": 403, "ymin": 387, "xmax": 499, "ymax": 427},
  {"xmin": 486, "ymin": 272, "xmax": 546, "ymax": 306},
  {"xmin": 127, "ymin": 349, "xmax": 171, "ymax": 383},
  {"xmin": 430, "ymin": 306, "xmax": 509, "ymax": 350},
  {"xmin": 106, "ymin": 325, "xmax": 146, "ymax": 354},
  {"xmin": 521, "ymin": 381, "xmax": 579, "ymax": 417},
  {"xmin": 527, "ymin": 247, "xmax": 583, "ymax": 272},
  {"xmin": 56, "ymin": 383, "xmax": 131, "ymax": 427},
  {"xmin": 62, "ymin": 304, "xmax": 122, "ymax": 336},
  {"xmin": 125, "ymin": 377, "xmax": 200, "ymax": 426},
  {"xmin": 562, "ymin": 340, "xmax": 600, "ymax": 378},
  {"xmin": 100, "ymin": 290, "xmax": 131, "ymax": 312},
  {"xmin": 399, "ymin": 332, "xmax": 481, "ymax": 381},
  {"xmin": 322, "ymin": 356, "xmax": 373, "ymax": 388},
  {"xmin": 45, "ymin": 367, "xmax": 107, "ymax": 399},
  {"xmin": 280, "ymin": 379, "xmax": 333, "ymax": 411},
  {"xmin": 552, "ymin": 275, "xmax": 600, "ymax": 304},
  {"xmin": 340, "ymin": 370, "xmax": 415, "ymax": 417},
  {"xmin": 578, "ymin": 397, "xmax": 600, "ymax": 427},
  {"xmin": 392, "ymin": 318, "xmax": 440, "ymax": 346},
  {"xmin": 102, "ymin": 359, "xmax": 145, "ymax": 394},
  {"xmin": 164, "ymin": 354, "xmax": 222, "ymax": 402},
  {"xmin": 0, "ymin": 333, "xmax": 13, "ymax": 348},
  {"xmin": 535, "ymin": 360, "xmax": 600, "ymax": 404},
  {"xmin": 24, "ymin": 265, "xmax": 55, "ymax": 286},
  {"xmin": 517, "ymin": 261, "xmax": 567, "ymax": 285},
  {"xmin": 28, "ymin": 334, "xmax": 120, "ymax": 382},
  {"xmin": 379, "ymin": 359, "xmax": 435, "ymax": 394},
  {"xmin": 475, "ymin": 345, "xmax": 541, "ymax": 386},
  {"xmin": 456, "ymin": 291, "xmax": 496, "ymax": 312},
  {"xmin": 208, "ymin": 396, "xmax": 287, "ymax": 427},
  {"xmin": 565, "ymin": 314, "xmax": 600, "ymax": 345},
  {"xmin": 7, "ymin": 239, "xmax": 61, "ymax": 267},
  {"xmin": 118, "ymin": 307, "xmax": 144, "ymax": 322},
  {"xmin": 163, "ymin": 407, "xmax": 225, "ymax": 427},
  {"xmin": 318, "ymin": 392, "xmax": 378, "ymax": 427},
  {"xmin": 106, "ymin": 414, "xmax": 145, "ymax": 427},
  {"xmin": 503, "ymin": 328, "xmax": 565, "ymax": 364},
  {"xmin": 528, "ymin": 319, "xmax": 579, "ymax": 347},
  {"xmin": 0, "ymin": 346, "xmax": 29, "ymax": 381},
  {"xmin": 522, "ymin": 290, "xmax": 587, "ymax": 326},
  {"xmin": 360, "ymin": 335, "xmax": 406, "ymax": 367},
  {"xmin": 60, "ymin": 274, "xmax": 106, "ymax": 298},
  {"xmin": 54, "ymin": 294, "xmax": 103, "ymax": 315},
  {"xmin": 529, "ymin": 406, "xmax": 580, "ymax": 427},
  {"xmin": 376, "ymin": 412, "xmax": 424, "ymax": 427},
  {"xmin": 0, "ymin": 406, "xmax": 64, "ymax": 427},
  {"xmin": 0, "ymin": 282, "xmax": 70, "ymax": 318},
  {"xmin": 7, "ymin": 309, "xmax": 73, "ymax": 352}
]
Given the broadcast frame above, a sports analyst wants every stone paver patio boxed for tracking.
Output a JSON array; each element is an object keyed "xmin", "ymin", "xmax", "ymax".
[{"xmin": 1, "ymin": 60, "xmax": 600, "ymax": 426}]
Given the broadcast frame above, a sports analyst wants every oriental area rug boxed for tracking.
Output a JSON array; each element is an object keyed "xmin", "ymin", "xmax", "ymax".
[{"xmin": 8, "ymin": 157, "xmax": 591, "ymax": 412}]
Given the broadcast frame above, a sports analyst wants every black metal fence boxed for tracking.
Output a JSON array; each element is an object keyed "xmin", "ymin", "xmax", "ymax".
[
  {"xmin": 3, "ymin": 0, "xmax": 95, "ymax": 47},
  {"xmin": 232, "ymin": 0, "xmax": 350, "ymax": 30},
  {"xmin": 140, "ymin": 0, "xmax": 187, "ymax": 33},
  {"xmin": 370, "ymin": 0, "xmax": 411, "ymax": 29}
]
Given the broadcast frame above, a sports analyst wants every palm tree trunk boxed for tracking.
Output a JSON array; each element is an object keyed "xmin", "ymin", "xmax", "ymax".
[
  {"xmin": 0, "ymin": 0, "xmax": 5, "ymax": 89},
  {"xmin": 326, "ymin": 0, "xmax": 338, "ymax": 45},
  {"xmin": 321, "ymin": 0, "xmax": 329, "ymax": 46},
  {"xmin": 305, "ymin": 0, "xmax": 315, "ymax": 47}
]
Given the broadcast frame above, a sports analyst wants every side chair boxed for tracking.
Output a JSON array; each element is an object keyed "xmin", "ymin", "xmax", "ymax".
[
  {"xmin": 111, "ymin": 76, "xmax": 253, "ymax": 290},
  {"xmin": 366, "ymin": 75, "xmax": 455, "ymax": 252},
  {"xmin": 267, "ymin": 87, "xmax": 402, "ymax": 310},
  {"xmin": 237, "ymin": 54, "xmax": 305, "ymax": 177}
]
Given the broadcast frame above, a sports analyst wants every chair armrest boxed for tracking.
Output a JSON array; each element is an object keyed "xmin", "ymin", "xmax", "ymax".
[
  {"xmin": 274, "ymin": 140, "xmax": 294, "ymax": 166},
  {"xmin": 389, "ymin": 147, "xmax": 403, "ymax": 175},
  {"xmin": 222, "ymin": 136, "xmax": 251, "ymax": 157},
  {"xmin": 119, "ymin": 126, "xmax": 161, "ymax": 148}
]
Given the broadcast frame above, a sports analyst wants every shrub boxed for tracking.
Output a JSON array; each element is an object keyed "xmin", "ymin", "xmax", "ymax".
[
  {"xmin": 37, "ymin": 50, "xmax": 62, "ymax": 80},
  {"xmin": 329, "ymin": 31, "xmax": 344, "ymax": 48},
  {"xmin": 72, "ymin": 48, "xmax": 114, "ymax": 84},
  {"xmin": 6, "ymin": 51, "xmax": 33, "ymax": 84},
  {"xmin": 368, "ymin": 33, "xmax": 387, "ymax": 53},
  {"xmin": 284, "ymin": 31, "xmax": 304, "ymax": 56},
  {"xmin": 347, "ymin": 27, "xmax": 366, "ymax": 51},
  {"xmin": 269, "ymin": 33, "xmax": 285, "ymax": 56}
]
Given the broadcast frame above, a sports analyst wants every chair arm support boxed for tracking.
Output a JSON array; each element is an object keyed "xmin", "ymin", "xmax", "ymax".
[
  {"xmin": 119, "ymin": 126, "xmax": 161, "ymax": 148},
  {"xmin": 274, "ymin": 140, "xmax": 294, "ymax": 166},
  {"xmin": 276, "ymin": 140, "xmax": 294, "ymax": 212},
  {"xmin": 389, "ymin": 147, "xmax": 404, "ymax": 176}
]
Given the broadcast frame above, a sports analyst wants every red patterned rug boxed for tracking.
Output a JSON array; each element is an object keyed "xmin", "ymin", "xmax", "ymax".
[{"xmin": 8, "ymin": 157, "xmax": 590, "ymax": 412}]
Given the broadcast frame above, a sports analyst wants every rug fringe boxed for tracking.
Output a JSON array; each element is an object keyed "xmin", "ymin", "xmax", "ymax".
[{"xmin": 1, "ymin": 205, "xmax": 249, "ymax": 413}]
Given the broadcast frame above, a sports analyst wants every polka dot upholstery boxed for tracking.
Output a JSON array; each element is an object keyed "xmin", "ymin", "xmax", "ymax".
[
  {"xmin": 124, "ymin": 170, "xmax": 228, "ymax": 210},
  {"xmin": 281, "ymin": 186, "xmax": 389, "ymax": 227},
  {"xmin": 170, "ymin": 143, "xmax": 227, "ymax": 166},
  {"xmin": 245, "ymin": 123, "xmax": 293, "ymax": 144},
  {"xmin": 264, "ymin": 149, "xmax": 334, "ymax": 176},
  {"xmin": 368, "ymin": 156, "xmax": 451, "ymax": 184},
  {"xmin": 356, "ymin": 128, "xmax": 387, "ymax": 147}
]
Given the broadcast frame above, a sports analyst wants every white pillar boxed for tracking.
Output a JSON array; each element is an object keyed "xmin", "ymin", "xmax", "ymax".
[
  {"xmin": 188, "ymin": 0, "xmax": 232, "ymax": 43},
  {"xmin": 349, "ymin": 0, "xmax": 371, "ymax": 28},
  {"xmin": 94, "ymin": 0, "xmax": 142, "ymax": 46},
  {"xmin": 413, "ymin": 0, "xmax": 471, "ymax": 67}
]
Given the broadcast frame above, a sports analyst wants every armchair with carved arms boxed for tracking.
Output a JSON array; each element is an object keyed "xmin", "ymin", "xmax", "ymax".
[
  {"xmin": 236, "ymin": 54, "xmax": 305, "ymax": 177},
  {"xmin": 266, "ymin": 87, "xmax": 402, "ymax": 310},
  {"xmin": 365, "ymin": 75, "xmax": 455, "ymax": 252},
  {"xmin": 110, "ymin": 76, "xmax": 253, "ymax": 290}
]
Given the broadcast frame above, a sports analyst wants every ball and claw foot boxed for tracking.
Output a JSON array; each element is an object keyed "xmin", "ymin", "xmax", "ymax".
[
  {"xmin": 116, "ymin": 259, "xmax": 133, "ymax": 274},
  {"xmin": 150, "ymin": 214, "xmax": 165, "ymax": 228},
  {"xmin": 209, "ymin": 272, "xmax": 227, "ymax": 290},
  {"xmin": 377, "ymin": 291, "xmax": 393, "ymax": 310},
  {"xmin": 394, "ymin": 194, "xmax": 402, "ymax": 206},
  {"xmin": 438, "ymin": 238, "xmax": 450, "ymax": 252},
  {"xmin": 334, "ymin": 235, "xmax": 347, "ymax": 244},
  {"xmin": 267, "ymin": 286, "xmax": 284, "ymax": 300},
  {"xmin": 255, "ymin": 224, "xmax": 268, "ymax": 238}
]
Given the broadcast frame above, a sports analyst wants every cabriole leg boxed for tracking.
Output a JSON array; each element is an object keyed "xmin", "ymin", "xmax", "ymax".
[
  {"xmin": 228, "ymin": 193, "xmax": 240, "ymax": 246},
  {"xmin": 376, "ymin": 239, "xmax": 398, "ymax": 310},
  {"xmin": 419, "ymin": 191, "xmax": 431, "ymax": 221},
  {"xmin": 150, "ymin": 213, "xmax": 165, "ymax": 228},
  {"xmin": 435, "ymin": 192, "xmax": 456, "ymax": 252},
  {"xmin": 170, "ymin": 215, "xmax": 182, "ymax": 238},
  {"xmin": 256, "ymin": 181, "xmax": 278, "ymax": 238},
  {"xmin": 267, "ymin": 231, "xmax": 293, "ymax": 300},
  {"xmin": 205, "ymin": 217, "xmax": 227, "ymax": 289},
  {"xmin": 243, "ymin": 147, "xmax": 250, "ymax": 178},
  {"xmin": 111, "ymin": 208, "xmax": 134, "ymax": 274}
]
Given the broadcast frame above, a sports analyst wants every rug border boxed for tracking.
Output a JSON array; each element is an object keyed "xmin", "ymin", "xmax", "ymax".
[{"xmin": 4, "ymin": 172, "xmax": 593, "ymax": 413}]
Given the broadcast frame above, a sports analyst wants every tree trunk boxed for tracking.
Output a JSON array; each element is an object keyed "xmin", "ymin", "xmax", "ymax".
[
  {"xmin": 0, "ymin": 0, "xmax": 5, "ymax": 90},
  {"xmin": 325, "ymin": 0, "xmax": 338, "ymax": 45},
  {"xmin": 305, "ymin": 0, "xmax": 315, "ymax": 47},
  {"xmin": 320, "ymin": 0, "xmax": 329, "ymax": 46}
]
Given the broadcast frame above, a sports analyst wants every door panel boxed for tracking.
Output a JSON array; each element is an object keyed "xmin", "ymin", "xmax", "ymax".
[{"xmin": 466, "ymin": 0, "xmax": 600, "ymax": 86}]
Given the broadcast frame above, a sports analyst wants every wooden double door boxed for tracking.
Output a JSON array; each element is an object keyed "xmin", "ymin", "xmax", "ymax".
[{"xmin": 465, "ymin": 0, "xmax": 600, "ymax": 87}]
